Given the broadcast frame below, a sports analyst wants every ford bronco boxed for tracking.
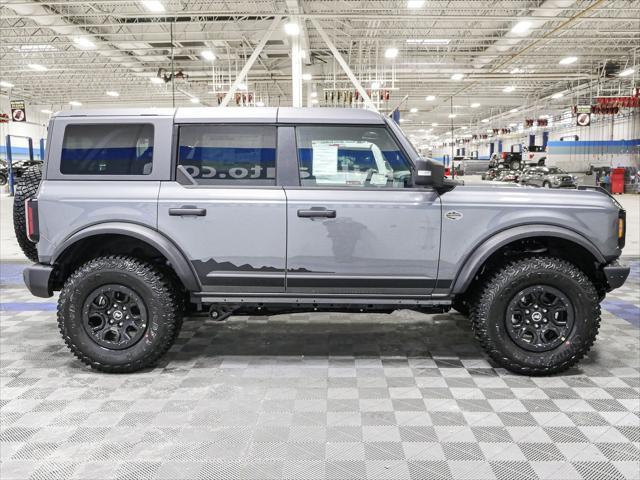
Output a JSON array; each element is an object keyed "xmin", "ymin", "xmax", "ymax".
[{"xmin": 19, "ymin": 107, "xmax": 629, "ymax": 374}]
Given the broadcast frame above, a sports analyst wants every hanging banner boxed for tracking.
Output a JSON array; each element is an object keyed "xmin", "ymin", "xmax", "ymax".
[
  {"xmin": 10, "ymin": 100, "xmax": 26, "ymax": 122},
  {"xmin": 575, "ymin": 105, "xmax": 592, "ymax": 114},
  {"xmin": 576, "ymin": 112, "xmax": 591, "ymax": 127}
]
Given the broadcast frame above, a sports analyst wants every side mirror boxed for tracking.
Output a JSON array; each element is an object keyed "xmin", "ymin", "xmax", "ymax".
[{"xmin": 413, "ymin": 159, "xmax": 444, "ymax": 188}]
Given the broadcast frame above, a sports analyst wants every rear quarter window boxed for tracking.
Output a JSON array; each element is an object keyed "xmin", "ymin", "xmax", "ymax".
[{"xmin": 60, "ymin": 124, "xmax": 154, "ymax": 175}]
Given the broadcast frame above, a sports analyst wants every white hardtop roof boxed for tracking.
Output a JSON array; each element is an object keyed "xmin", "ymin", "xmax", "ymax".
[{"xmin": 53, "ymin": 107, "xmax": 386, "ymax": 125}]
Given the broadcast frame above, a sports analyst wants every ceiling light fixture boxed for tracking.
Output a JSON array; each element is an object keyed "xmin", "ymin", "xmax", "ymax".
[
  {"xmin": 510, "ymin": 67, "xmax": 524, "ymax": 74},
  {"xmin": 371, "ymin": 81, "xmax": 381, "ymax": 89},
  {"xmin": 310, "ymin": 91, "xmax": 318, "ymax": 98},
  {"xmin": 559, "ymin": 56, "xmax": 578, "ymax": 65},
  {"xmin": 41, "ymin": 109, "xmax": 53, "ymax": 114},
  {"xmin": 448, "ymin": 113, "xmax": 457, "ymax": 118},
  {"xmin": 503, "ymin": 86, "xmax": 516, "ymax": 93},
  {"xmin": 69, "ymin": 101, "xmax": 82, "ymax": 107},
  {"xmin": 470, "ymin": 102, "xmax": 480, "ymax": 108},
  {"xmin": 141, "ymin": 1, "xmax": 165, "ymax": 13},
  {"xmin": 410, "ymin": 107, "xmax": 418, "ymax": 113},
  {"xmin": 551, "ymin": 92, "xmax": 564, "ymax": 99},
  {"xmin": 385, "ymin": 47, "xmax": 399, "ymax": 59},
  {"xmin": 406, "ymin": 39, "xmax": 450, "ymax": 45},
  {"xmin": 0, "ymin": 80, "xmax": 14, "ymax": 88},
  {"xmin": 509, "ymin": 108, "xmax": 518, "ymax": 113},
  {"xmin": 106, "ymin": 91, "xmax": 119, "ymax": 97},
  {"xmin": 311, "ymin": 98, "xmax": 319, "ymax": 104},
  {"xmin": 284, "ymin": 22, "xmax": 300, "ymax": 36},
  {"xmin": 511, "ymin": 20, "xmax": 532, "ymax": 34},
  {"xmin": 27, "ymin": 63, "xmax": 48, "ymax": 71},
  {"xmin": 302, "ymin": 73, "xmax": 312, "ymax": 81},
  {"xmin": 237, "ymin": 82, "xmax": 248, "ymax": 91},
  {"xmin": 190, "ymin": 97, "xmax": 200, "ymax": 104},
  {"xmin": 425, "ymin": 95, "xmax": 436, "ymax": 101},
  {"xmin": 407, "ymin": 0, "xmax": 425, "ymax": 8},
  {"xmin": 201, "ymin": 50, "xmax": 216, "ymax": 61},
  {"xmin": 256, "ymin": 101, "xmax": 265, "ymax": 107},
  {"xmin": 431, "ymin": 122, "xmax": 439, "ymax": 126},
  {"xmin": 73, "ymin": 37, "xmax": 96, "ymax": 49},
  {"xmin": 451, "ymin": 73, "xmax": 464, "ymax": 80},
  {"xmin": 150, "ymin": 77, "xmax": 164, "ymax": 84},
  {"xmin": 481, "ymin": 119, "xmax": 489, "ymax": 123},
  {"xmin": 618, "ymin": 67, "xmax": 635, "ymax": 77}
]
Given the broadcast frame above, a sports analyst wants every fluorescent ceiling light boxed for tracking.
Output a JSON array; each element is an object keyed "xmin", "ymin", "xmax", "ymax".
[
  {"xmin": 451, "ymin": 73, "xmax": 464, "ymax": 80},
  {"xmin": 190, "ymin": 97, "xmax": 200, "ymax": 104},
  {"xmin": 302, "ymin": 73, "xmax": 312, "ymax": 81},
  {"xmin": 371, "ymin": 81, "xmax": 381, "ymax": 89},
  {"xmin": 448, "ymin": 113, "xmax": 457, "ymax": 118},
  {"xmin": 73, "ymin": 37, "xmax": 96, "ymax": 49},
  {"xmin": 0, "ymin": 80, "xmax": 14, "ymax": 88},
  {"xmin": 406, "ymin": 38, "xmax": 450, "ymax": 45},
  {"xmin": 618, "ymin": 67, "xmax": 635, "ymax": 77},
  {"xmin": 150, "ymin": 77, "xmax": 164, "ymax": 84},
  {"xmin": 141, "ymin": 1, "xmax": 165, "ymax": 12},
  {"xmin": 432, "ymin": 122, "xmax": 438, "ymax": 126},
  {"xmin": 481, "ymin": 119, "xmax": 489, "ymax": 123},
  {"xmin": 399, "ymin": 118, "xmax": 405, "ymax": 123},
  {"xmin": 256, "ymin": 101, "xmax": 265, "ymax": 107},
  {"xmin": 311, "ymin": 99, "xmax": 319, "ymax": 104},
  {"xmin": 14, "ymin": 44, "xmax": 56, "ymax": 52},
  {"xmin": 385, "ymin": 47, "xmax": 399, "ymax": 59},
  {"xmin": 310, "ymin": 91, "xmax": 318, "ymax": 98},
  {"xmin": 470, "ymin": 102, "xmax": 480, "ymax": 108},
  {"xmin": 551, "ymin": 92, "xmax": 564, "ymax": 99},
  {"xmin": 410, "ymin": 107, "xmax": 418, "ymax": 113},
  {"xmin": 284, "ymin": 22, "xmax": 300, "ymax": 36},
  {"xmin": 407, "ymin": 0, "xmax": 425, "ymax": 8},
  {"xmin": 69, "ymin": 101, "xmax": 82, "ymax": 106},
  {"xmin": 41, "ymin": 109, "xmax": 53, "ymax": 114},
  {"xmin": 237, "ymin": 82, "xmax": 247, "ymax": 91},
  {"xmin": 106, "ymin": 91, "xmax": 119, "ymax": 97},
  {"xmin": 201, "ymin": 50, "xmax": 216, "ymax": 61},
  {"xmin": 510, "ymin": 67, "xmax": 524, "ymax": 74},
  {"xmin": 509, "ymin": 108, "xmax": 518, "ymax": 113},
  {"xmin": 511, "ymin": 21, "xmax": 532, "ymax": 34},
  {"xmin": 460, "ymin": 126, "xmax": 468, "ymax": 130},
  {"xmin": 559, "ymin": 56, "xmax": 578, "ymax": 65},
  {"xmin": 27, "ymin": 64, "xmax": 48, "ymax": 71},
  {"xmin": 425, "ymin": 95, "xmax": 436, "ymax": 101},
  {"xmin": 503, "ymin": 86, "xmax": 516, "ymax": 93},
  {"xmin": 509, "ymin": 123, "xmax": 517, "ymax": 127}
]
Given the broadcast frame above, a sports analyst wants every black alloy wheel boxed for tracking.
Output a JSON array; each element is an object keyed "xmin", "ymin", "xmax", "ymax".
[
  {"xmin": 505, "ymin": 285, "xmax": 574, "ymax": 352},
  {"xmin": 82, "ymin": 284, "xmax": 148, "ymax": 350}
]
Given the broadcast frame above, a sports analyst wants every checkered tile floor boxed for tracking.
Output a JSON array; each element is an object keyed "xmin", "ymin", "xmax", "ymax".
[{"xmin": 1, "ymin": 260, "xmax": 639, "ymax": 480}]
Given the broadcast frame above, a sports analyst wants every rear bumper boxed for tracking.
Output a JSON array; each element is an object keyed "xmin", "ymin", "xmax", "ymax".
[
  {"xmin": 23, "ymin": 264, "xmax": 55, "ymax": 298},
  {"xmin": 603, "ymin": 261, "xmax": 630, "ymax": 291}
]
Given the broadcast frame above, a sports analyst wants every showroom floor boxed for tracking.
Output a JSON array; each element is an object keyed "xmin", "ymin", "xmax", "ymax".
[{"xmin": 1, "ymin": 193, "xmax": 639, "ymax": 480}]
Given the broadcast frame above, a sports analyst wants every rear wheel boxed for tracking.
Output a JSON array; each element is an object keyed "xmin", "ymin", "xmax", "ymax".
[
  {"xmin": 470, "ymin": 256, "xmax": 600, "ymax": 375},
  {"xmin": 0, "ymin": 173, "xmax": 7, "ymax": 186},
  {"xmin": 13, "ymin": 165, "xmax": 42, "ymax": 262},
  {"xmin": 57, "ymin": 256, "xmax": 183, "ymax": 373},
  {"xmin": 543, "ymin": 181, "xmax": 551, "ymax": 188}
]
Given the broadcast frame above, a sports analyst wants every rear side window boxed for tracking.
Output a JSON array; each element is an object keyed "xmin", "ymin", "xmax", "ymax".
[
  {"xmin": 61, "ymin": 124, "xmax": 154, "ymax": 175},
  {"xmin": 177, "ymin": 125, "xmax": 276, "ymax": 185}
]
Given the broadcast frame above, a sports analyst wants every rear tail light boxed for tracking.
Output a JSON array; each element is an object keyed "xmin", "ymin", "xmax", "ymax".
[
  {"xmin": 618, "ymin": 210, "xmax": 626, "ymax": 249},
  {"xmin": 25, "ymin": 199, "xmax": 39, "ymax": 243}
]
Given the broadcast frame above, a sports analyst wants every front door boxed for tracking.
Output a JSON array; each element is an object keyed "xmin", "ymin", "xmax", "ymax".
[
  {"xmin": 158, "ymin": 124, "xmax": 286, "ymax": 292},
  {"xmin": 284, "ymin": 125, "xmax": 441, "ymax": 296}
]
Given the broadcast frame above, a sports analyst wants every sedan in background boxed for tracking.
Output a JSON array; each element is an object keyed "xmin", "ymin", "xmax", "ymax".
[{"xmin": 521, "ymin": 166, "xmax": 577, "ymax": 188}]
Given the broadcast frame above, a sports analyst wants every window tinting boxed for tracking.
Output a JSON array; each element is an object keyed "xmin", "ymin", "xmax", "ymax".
[
  {"xmin": 296, "ymin": 126, "xmax": 412, "ymax": 188},
  {"xmin": 61, "ymin": 124, "xmax": 154, "ymax": 175},
  {"xmin": 177, "ymin": 125, "xmax": 276, "ymax": 185}
]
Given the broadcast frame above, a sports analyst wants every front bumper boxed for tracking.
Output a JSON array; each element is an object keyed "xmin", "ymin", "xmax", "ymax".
[
  {"xmin": 23, "ymin": 264, "xmax": 55, "ymax": 298},
  {"xmin": 603, "ymin": 261, "xmax": 630, "ymax": 291}
]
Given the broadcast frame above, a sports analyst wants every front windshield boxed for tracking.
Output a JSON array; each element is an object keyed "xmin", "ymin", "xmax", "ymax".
[{"xmin": 547, "ymin": 167, "xmax": 565, "ymax": 174}]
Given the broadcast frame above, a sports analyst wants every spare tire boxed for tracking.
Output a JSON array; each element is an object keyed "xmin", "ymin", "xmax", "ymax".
[{"xmin": 13, "ymin": 165, "xmax": 42, "ymax": 263}]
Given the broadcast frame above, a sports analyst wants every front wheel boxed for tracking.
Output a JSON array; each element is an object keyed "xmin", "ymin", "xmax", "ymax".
[
  {"xmin": 57, "ymin": 256, "xmax": 183, "ymax": 373},
  {"xmin": 470, "ymin": 256, "xmax": 600, "ymax": 375},
  {"xmin": 543, "ymin": 181, "xmax": 551, "ymax": 188}
]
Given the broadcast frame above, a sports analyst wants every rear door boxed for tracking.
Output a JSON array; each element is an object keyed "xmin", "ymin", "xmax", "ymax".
[
  {"xmin": 284, "ymin": 125, "xmax": 442, "ymax": 296},
  {"xmin": 157, "ymin": 124, "xmax": 287, "ymax": 292}
]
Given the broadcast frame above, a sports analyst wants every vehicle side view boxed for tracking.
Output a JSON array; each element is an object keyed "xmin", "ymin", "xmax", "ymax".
[
  {"xmin": 19, "ymin": 108, "xmax": 629, "ymax": 375},
  {"xmin": 520, "ymin": 166, "xmax": 578, "ymax": 188}
]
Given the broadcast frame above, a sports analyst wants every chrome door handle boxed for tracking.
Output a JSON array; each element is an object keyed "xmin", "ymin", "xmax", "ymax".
[
  {"xmin": 169, "ymin": 206, "xmax": 207, "ymax": 216},
  {"xmin": 297, "ymin": 208, "xmax": 336, "ymax": 218}
]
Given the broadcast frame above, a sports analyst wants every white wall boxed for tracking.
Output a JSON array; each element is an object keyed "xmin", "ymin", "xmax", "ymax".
[{"xmin": 0, "ymin": 96, "xmax": 51, "ymax": 159}]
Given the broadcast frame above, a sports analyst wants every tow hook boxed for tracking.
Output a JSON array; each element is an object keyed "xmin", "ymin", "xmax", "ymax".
[{"xmin": 208, "ymin": 305, "xmax": 236, "ymax": 321}]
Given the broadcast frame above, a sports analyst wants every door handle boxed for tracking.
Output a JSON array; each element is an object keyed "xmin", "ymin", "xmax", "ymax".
[
  {"xmin": 297, "ymin": 208, "xmax": 336, "ymax": 218},
  {"xmin": 169, "ymin": 206, "xmax": 207, "ymax": 216}
]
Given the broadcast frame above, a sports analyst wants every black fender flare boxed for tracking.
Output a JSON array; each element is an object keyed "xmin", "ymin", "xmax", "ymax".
[
  {"xmin": 51, "ymin": 222, "xmax": 200, "ymax": 291},
  {"xmin": 451, "ymin": 224, "xmax": 606, "ymax": 294}
]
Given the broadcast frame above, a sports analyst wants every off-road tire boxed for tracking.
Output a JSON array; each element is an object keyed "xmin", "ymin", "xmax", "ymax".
[
  {"xmin": 510, "ymin": 160, "xmax": 521, "ymax": 170},
  {"xmin": 58, "ymin": 256, "xmax": 183, "ymax": 373},
  {"xmin": 12, "ymin": 165, "xmax": 42, "ymax": 262},
  {"xmin": 0, "ymin": 173, "xmax": 7, "ymax": 186},
  {"xmin": 543, "ymin": 181, "xmax": 551, "ymax": 188},
  {"xmin": 470, "ymin": 256, "xmax": 600, "ymax": 375}
]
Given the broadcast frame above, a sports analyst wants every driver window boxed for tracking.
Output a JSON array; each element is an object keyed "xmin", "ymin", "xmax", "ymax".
[{"xmin": 296, "ymin": 126, "xmax": 412, "ymax": 188}]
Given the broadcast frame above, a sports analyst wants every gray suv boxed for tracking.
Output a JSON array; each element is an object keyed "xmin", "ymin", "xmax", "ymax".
[
  {"xmin": 20, "ymin": 107, "xmax": 629, "ymax": 375},
  {"xmin": 520, "ymin": 166, "xmax": 577, "ymax": 188}
]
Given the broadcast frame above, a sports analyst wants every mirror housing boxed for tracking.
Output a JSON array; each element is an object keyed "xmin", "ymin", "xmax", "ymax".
[{"xmin": 413, "ymin": 158, "xmax": 444, "ymax": 188}]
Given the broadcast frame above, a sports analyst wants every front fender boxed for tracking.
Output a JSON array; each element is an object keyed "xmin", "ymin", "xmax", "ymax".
[
  {"xmin": 451, "ymin": 224, "xmax": 606, "ymax": 294},
  {"xmin": 51, "ymin": 222, "xmax": 200, "ymax": 291}
]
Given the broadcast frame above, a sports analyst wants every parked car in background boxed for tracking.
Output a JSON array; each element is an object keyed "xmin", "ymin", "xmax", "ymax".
[
  {"xmin": 494, "ymin": 169, "xmax": 520, "ymax": 183},
  {"xmin": 522, "ymin": 145, "xmax": 547, "ymax": 166},
  {"xmin": 522, "ymin": 166, "xmax": 577, "ymax": 188},
  {"xmin": 0, "ymin": 159, "xmax": 43, "ymax": 186},
  {"xmin": 490, "ymin": 151, "xmax": 522, "ymax": 170}
]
